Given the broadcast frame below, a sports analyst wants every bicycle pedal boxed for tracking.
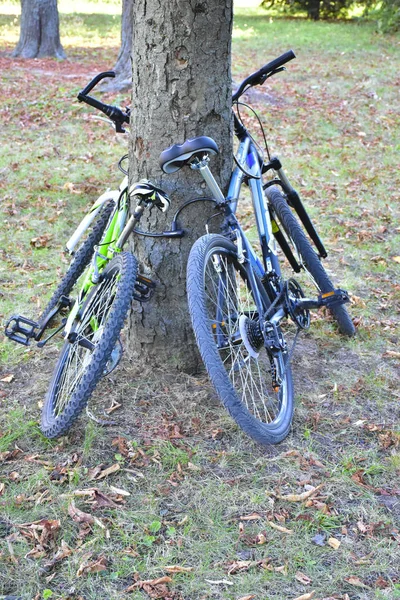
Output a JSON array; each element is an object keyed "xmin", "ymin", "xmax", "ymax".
[
  {"xmin": 133, "ymin": 274, "xmax": 156, "ymax": 302},
  {"xmin": 319, "ymin": 288, "xmax": 350, "ymax": 308},
  {"xmin": 5, "ymin": 315, "xmax": 40, "ymax": 346},
  {"xmin": 295, "ymin": 288, "xmax": 350, "ymax": 311}
]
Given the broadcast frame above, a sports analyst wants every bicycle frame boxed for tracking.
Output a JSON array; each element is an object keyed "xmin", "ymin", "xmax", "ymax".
[
  {"xmin": 63, "ymin": 177, "xmax": 131, "ymax": 337},
  {"xmin": 192, "ymin": 132, "xmax": 285, "ymax": 324},
  {"xmin": 189, "ymin": 131, "xmax": 292, "ymax": 382}
]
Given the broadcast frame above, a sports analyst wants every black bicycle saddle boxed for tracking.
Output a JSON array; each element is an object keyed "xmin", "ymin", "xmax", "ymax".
[{"xmin": 159, "ymin": 136, "xmax": 219, "ymax": 174}]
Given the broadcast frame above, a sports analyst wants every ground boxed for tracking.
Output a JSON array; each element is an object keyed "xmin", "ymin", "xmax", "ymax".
[{"xmin": 0, "ymin": 5, "xmax": 400, "ymax": 600}]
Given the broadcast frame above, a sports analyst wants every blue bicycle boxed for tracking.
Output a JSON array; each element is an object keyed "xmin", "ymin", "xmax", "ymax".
[{"xmin": 160, "ymin": 51, "xmax": 354, "ymax": 445}]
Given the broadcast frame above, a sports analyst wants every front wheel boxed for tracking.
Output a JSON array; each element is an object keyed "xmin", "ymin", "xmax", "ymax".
[
  {"xmin": 265, "ymin": 186, "xmax": 355, "ymax": 337},
  {"xmin": 38, "ymin": 200, "xmax": 115, "ymax": 328},
  {"xmin": 187, "ymin": 234, "xmax": 294, "ymax": 446},
  {"xmin": 41, "ymin": 251, "xmax": 137, "ymax": 438}
]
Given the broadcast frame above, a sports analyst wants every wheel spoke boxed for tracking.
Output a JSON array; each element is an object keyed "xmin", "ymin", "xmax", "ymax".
[
  {"xmin": 52, "ymin": 268, "xmax": 119, "ymax": 417},
  {"xmin": 203, "ymin": 248, "xmax": 285, "ymax": 425}
]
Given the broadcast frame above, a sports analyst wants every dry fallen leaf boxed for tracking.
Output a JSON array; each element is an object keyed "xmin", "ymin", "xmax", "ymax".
[
  {"xmin": 274, "ymin": 564, "xmax": 288, "ymax": 574},
  {"xmin": 43, "ymin": 540, "xmax": 73, "ymax": 569},
  {"xmin": 267, "ymin": 484, "xmax": 323, "ymax": 502},
  {"xmin": 77, "ymin": 554, "xmax": 108, "ymax": 577},
  {"xmin": 109, "ymin": 485, "xmax": 130, "ymax": 497},
  {"xmin": 295, "ymin": 571, "xmax": 312, "ymax": 585},
  {"xmin": 30, "ymin": 234, "xmax": 52, "ymax": 248},
  {"xmin": 392, "ymin": 256, "xmax": 400, "ymax": 263},
  {"xmin": 71, "ymin": 487, "xmax": 122, "ymax": 508},
  {"xmin": 163, "ymin": 565, "xmax": 194, "ymax": 573},
  {"xmin": 16, "ymin": 519, "xmax": 60, "ymax": 560},
  {"xmin": 256, "ymin": 532, "xmax": 267, "ymax": 545},
  {"xmin": 238, "ymin": 596, "xmax": 256, "ymax": 600},
  {"xmin": 239, "ymin": 512, "xmax": 263, "ymax": 521},
  {"xmin": 327, "ymin": 537, "xmax": 341, "ymax": 550},
  {"xmin": 68, "ymin": 501, "xmax": 94, "ymax": 525},
  {"xmin": 291, "ymin": 592, "xmax": 315, "ymax": 600},
  {"xmin": 227, "ymin": 560, "xmax": 252, "ymax": 574},
  {"xmin": 0, "ymin": 374, "xmax": 14, "ymax": 383},
  {"xmin": 345, "ymin": 575, "xmax": 370, "ymax": 588},
  {"xmin": 68, "ymin": 501, "xmax": 104, "ymax": 529},
  {"xmin": 125, "ymin": 575, "xmax": 173, "ymax": 593},
  {"xmin": 95, "ymin": 463, "xmax": 120, "ymax": 480},
  {"xmin": 0, "ymin": 448, "xmax": 23, "ymax": 462},
  {"xmin": 267, "ymin": 521, "xmax": 293, "ymax": 534},
  {"xmin": 383, "ymin": 350, "xmax": 400, "ymax": 359}
]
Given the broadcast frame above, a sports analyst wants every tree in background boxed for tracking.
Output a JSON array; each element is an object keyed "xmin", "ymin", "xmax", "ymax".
[
  {"xmin": 261, "ymin": 0, "xmax": 353, "ymax": 19},
  {"xmin": 128, "ymin": 0, "xmax": 234, "ymax": 371},
  {"xmin": 112, "ymin": 0, "xmax": 133, "ymax": 89},
  {"xmin": 101, "ymin": 0, "xmax": 133, "ymax": 92},
  {"xmin": 262, "ymin": 0, "xmax": 400, "ymax": 25},
  {"xmin": 375, "ymin": 0, "xmax": 400, "ymax": 31},
  {"xmin": 13, "ymin": 0, "xmax": 65, "ymax": 59}
]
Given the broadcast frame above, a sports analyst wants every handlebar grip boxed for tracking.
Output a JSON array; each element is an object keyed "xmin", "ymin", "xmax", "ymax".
[
  {"xmin": 232, "ymin": 50, "xmax": 296, "ymax": 103},
  {"xmin": 79, "ymin": 70, "xmax": 115, "ymax": 97},
  {"xmin": 259, "ymin": 50, "xmax": 296, "ymax": 76}
]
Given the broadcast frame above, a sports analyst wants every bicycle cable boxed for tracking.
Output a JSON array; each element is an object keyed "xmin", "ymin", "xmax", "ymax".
[
  {"xmin": 235, "ymin": 101, "xmax": 271, "ymax": 163},
  {"xmin": 118, "ymin": 154, "xmax": 129, "ymax": 175}
]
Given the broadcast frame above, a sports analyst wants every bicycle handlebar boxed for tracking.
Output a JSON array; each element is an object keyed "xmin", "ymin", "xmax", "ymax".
[
  {"xmin": 78, "ymin": 71, "xmax": 130, "ymax": 133},
  {"xmin": 232, "ymin": 50, "xmax": 296, "ymax": 102}
]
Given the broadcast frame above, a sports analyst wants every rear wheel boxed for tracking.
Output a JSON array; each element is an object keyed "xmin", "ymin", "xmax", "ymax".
[
  {"xmin": 187, "ymin": 234, "xmax": 294, "ymax": 446},
  {"xmin": 38, "ymin": 200, "xmax": 115, "ymax": 328},
  {"xmin": 265, "ymin": 186, "xmax": 355, "ymax": 337},
  {"xmin": 41, "ymin": 251, "xmax": 137, "ymax": 438}
]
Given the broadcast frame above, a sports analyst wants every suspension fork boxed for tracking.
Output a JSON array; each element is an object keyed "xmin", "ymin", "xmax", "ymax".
[{"xmin": 266, "ymin": 158, "xmax": 328, "ymax": 259}]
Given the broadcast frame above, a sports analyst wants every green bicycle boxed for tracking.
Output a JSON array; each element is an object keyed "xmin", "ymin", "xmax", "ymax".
[{"xmin": 5, "ymin": 72, "xmax": 181, "ymax": 438}]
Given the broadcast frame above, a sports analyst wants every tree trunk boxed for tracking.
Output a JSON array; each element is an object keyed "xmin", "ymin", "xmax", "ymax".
[
  {"xmin": 128, "ymin": 0, "xmax": 233, "ymax": 373},
  {"xmin": 13, "ymin": 0, "xmax": 66, "ymax": 59},
  {"xmin": 100, "ymin": 0, "xmax": 133, "ymax": 93},
  {"xmin": 306, "ymin": 0, "xmax": 321, "ymax": 19},
  {"xmin": 114, "ymin": 0, "xmax": 134, "ymax": 89}
]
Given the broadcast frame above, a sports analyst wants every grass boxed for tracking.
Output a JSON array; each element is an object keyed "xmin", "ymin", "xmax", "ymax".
[{"xmin": 0, "ymin": 4, "xmax": 400, "ymax": 600}]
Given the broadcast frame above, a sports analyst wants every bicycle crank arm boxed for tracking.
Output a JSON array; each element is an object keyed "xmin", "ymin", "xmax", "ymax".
[
  {"xmin": 35, "ymin": 295, "xmax": 72, "ymax": 340},
  {"xmin": 37, "ymin": 320, "xmax": 67, "ymax": 348},
  {"xmin": 295, "ymin": 289, "xmax": 350, "ymax": 311}
]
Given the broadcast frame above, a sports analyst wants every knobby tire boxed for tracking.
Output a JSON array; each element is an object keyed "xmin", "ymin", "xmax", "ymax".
[
  {"xmin": 265, "ymin": 186, "xmax": 355, "ymax": 337},
  {"xmin": 41, "ymin": 251, "xmax": 137, "ymax": 438}
]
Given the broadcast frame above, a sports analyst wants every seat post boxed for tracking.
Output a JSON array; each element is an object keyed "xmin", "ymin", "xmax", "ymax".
[{"xmin": 190, "ymin": 157, "xmax": 226, "ymax": 204}]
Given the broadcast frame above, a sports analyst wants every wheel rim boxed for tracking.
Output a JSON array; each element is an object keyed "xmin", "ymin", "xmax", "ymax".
[
  {"xmin": 51, "ymin": 266, "xmax": 120, "ymax": 417},
  {"xmin": 203, "ymin": 247, "xmax": 289, "ymax": 427}
]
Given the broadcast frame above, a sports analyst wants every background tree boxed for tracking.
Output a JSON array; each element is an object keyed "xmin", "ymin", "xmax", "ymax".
[
  {"xmin": 13, "ymin": 0, "xmax": 66, "ymax": 59},
  {"xmin": 375, "ymin": 0, "xmax": 400, "ymax": 31},
  {"xmin": 128, "ymin": 0, "xmax": 234, "ymax": 372},
  {"xmin": 102, "ymin": 0, "xmax": 134, "ymax": 92},
  {"xmin": 261, "ymin": 0, "xmax": 354, "ymax": 19}
]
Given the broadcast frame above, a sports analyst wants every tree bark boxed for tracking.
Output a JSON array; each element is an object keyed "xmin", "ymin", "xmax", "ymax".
[
  {"xmin": 128, "ymin": 0, "xmax": 233, "ymax": 373},
  {"xmin": 13, "ymin": 0, "xmax": 66, "ymax": 60}
]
